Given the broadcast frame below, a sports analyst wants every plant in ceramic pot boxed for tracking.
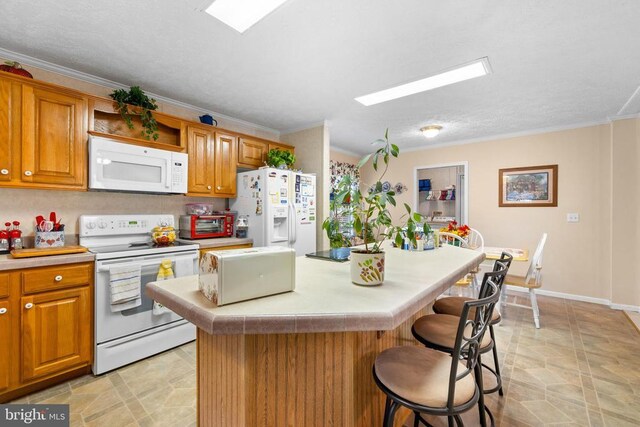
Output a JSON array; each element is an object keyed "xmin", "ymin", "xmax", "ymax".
[
  {"xmin": 110, "ymin": 86, "xmax": 160, "ymax": 141},
  {"xmin": 266, "ymin": 148, "xmax": 296, "ymax": 169},
  {"xmin": 324, "ymin": 130, "xmax": 429, "ymax": 286}
]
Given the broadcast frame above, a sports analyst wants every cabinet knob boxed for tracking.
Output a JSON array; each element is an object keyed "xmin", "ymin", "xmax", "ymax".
[
  {"xmin": 24, "ymin": 170, "xmax": 33, "ymax": 177},
  {"xmin": 54, "ymin": 275, "xmax": 63, "ymax": 282},
  {"xmin": 217, "ymin": 186, "xmax": 222, "ymax": 190},
  {"xmin": 25, "ymin": 303, "xmax": 33, "ymax": 310},
  {"xmin": 207, "ymin": 185, "xmax": 212, "ymax": 190},
  {"xmin": 0, "ymin": 169, "xmax": 8, "ymax": 175},
  {"xmin": 0, "ymin": 308, "xmax": 6, "ymax": 315}
]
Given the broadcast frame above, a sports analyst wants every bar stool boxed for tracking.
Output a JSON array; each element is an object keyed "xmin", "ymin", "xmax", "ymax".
[
  {"xmin": 372, "ymin": 278, "xmax": 500, "ymax": 427},
  {"xmin": 411, "ymin": 267, "xmax": 508, "ymax": 426},
  {"xmin": 432, "ymin": 253, "xmax": 513, "ymax": 396}
]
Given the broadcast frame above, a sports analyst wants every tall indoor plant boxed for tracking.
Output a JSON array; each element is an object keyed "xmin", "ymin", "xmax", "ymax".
[{"xmin": 324, "ymin": 130, "xmax": 429, "ymax": 285}]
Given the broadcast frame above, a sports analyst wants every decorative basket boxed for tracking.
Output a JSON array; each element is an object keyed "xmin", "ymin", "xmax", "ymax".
[{"xmin": 35, "ymin": 231, "xmax": 65, "ymax": 248}]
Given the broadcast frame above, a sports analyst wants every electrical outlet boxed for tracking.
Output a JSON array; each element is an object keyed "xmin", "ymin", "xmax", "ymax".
[{"xmin": 567, "ymin": 213, "xmax": 580, "ymax": 223}]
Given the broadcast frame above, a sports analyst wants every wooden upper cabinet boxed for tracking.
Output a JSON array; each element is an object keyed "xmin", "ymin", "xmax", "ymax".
[
  {"xmin": 213, "ymin": 132, "xmax": 237, "ymax": 196},
  {"xmin": 238, "ymin": 137, "xmax": 267, "ymax": 168},
  {"xmin": 0, "ymin": 79, "xmax": 13, "ymax": 183},
  {"xmin": 21, "ymin": 84, "xmax": 87, "ymax": 188},
  {"xmin": 187, "ymin": 125, "xmax": 215, "ymax": 196},
  {"xmin": 21, "ymin": 286, "xmax": 91, "ymax": 381},
  {"xmin": 0, "ymin": 300, "xmax": 9, "ymax": 391}
]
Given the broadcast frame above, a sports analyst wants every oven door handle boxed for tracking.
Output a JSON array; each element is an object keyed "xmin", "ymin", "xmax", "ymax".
[{"xmin": 97, "ymin": 256, "xmax": 196, "ymax": 273}]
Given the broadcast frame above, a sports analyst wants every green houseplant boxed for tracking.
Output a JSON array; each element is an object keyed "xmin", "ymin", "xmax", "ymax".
[
  {"xmin": 323, "ymin": 130, "xmax": 429, "ymax": 285},
  {"xmin": 110, "ymin": 86, "xmax": 160, "ymax": 141},
  {"xmin": 266, "ymin": 148, "xmax": 295, "ymax": 169}
]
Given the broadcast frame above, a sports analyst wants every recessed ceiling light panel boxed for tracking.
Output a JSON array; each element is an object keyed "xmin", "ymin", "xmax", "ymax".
[
  {"xmin": 355, "ymin": 57, "xmax": 491, "ymax": 106},
  {"xmin": 204, "ymin": 0, "xmax": 289, "ymax": 33}
]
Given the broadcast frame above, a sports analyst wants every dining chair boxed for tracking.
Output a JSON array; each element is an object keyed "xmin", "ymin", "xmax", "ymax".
[
  {"xmin": 467, "ymin": 228, "xmax": 485, "ymax": 252},
  {"xmin": 373, "ymin": 277, "xmax": 500, "ymax": 427},
  {"xmin": 503, "ymin": 233, "xmax": 547, "ymax": 328},
  {"xmin": 439, "ymin": 232, "xmax": 478, "ymax": 296},
  {"xmin": 410, "ymin": 266, "xmax": 508, "ymax": 427},
  {"xmin": 432, "ymin": 253, "xmax": 513, "ymax": 397}
]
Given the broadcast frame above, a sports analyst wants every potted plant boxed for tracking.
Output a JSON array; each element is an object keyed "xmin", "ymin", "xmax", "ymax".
[
  {"xmin": 266, "ymin": 148, "xmax": 295, "ymax": 169},
  {"xmin": 110, "ymin": 86, "xmax": 160, "ymax": 141},
  {"xmin": 324, "ymin": 130, "xmax": 429, "ymax": 286}
]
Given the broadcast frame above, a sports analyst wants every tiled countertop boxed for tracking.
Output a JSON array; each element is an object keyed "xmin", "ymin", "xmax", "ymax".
[
  {"xmin": 0, "ymin": 252, "xmax": 95, "ymax": 271},
  {"xmin": 146, "ymin": 244, "xmax": 484, "ymax": 335},
  {"xmin": 176, "ymin": 237, "xmax": 253, "ymax": 249}
]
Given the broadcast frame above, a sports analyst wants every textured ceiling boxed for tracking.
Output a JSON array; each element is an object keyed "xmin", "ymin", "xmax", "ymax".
[{"xmin": 1, "ymin": 0, "xmax": 639, "ymax": 153}]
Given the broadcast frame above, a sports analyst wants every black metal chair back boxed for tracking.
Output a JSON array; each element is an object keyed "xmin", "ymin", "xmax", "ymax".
[{"xmin": 444, "ymin": 264, "xmax": 506, "ymax": 412}]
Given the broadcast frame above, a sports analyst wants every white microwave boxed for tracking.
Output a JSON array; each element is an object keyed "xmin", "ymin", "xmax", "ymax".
[{"xmin": 89, "ymin": 136, "xmax": 188, "ymax": 194}]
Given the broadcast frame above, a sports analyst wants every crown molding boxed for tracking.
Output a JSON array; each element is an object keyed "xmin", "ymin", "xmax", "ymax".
[
  {"xmin": 608, "ymin": 112, "xmax": 640, "ymax": 121},
  {"xmin": 399, "ymin": 118, "xmax": 612, "ymax": 154},
  {"xmin": 329, "ymin": 145, "xmax": 362, "ymax": 158},
  {"xmin": 0, "ymin": 47, "xmax": 281, "ymax": 136}
]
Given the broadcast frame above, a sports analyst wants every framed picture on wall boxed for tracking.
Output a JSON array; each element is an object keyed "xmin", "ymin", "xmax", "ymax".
[{"xmin": 499, "ymin": 165, "xmax": 558, "ymax": 207}]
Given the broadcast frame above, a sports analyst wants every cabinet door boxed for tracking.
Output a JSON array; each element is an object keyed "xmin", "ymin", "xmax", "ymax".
[
  {"xmin": 22, "ymin": 287, "xmax": 91, "ymax": 381},
  {"xmin": 213, "ymin": 132, "xmax": 237, "ymax": 196},
  {"xmin": 187, "ymin": 126, "xmax": 214, "ymax": 195},
  {"xmin": 21, "ymin": 85, "xmax": 87, "ymax": 187},
  {"xmin": 238, "ymin": 137, "xmax": 267, "ymax": 168},
  {"xmin": 0, "ymin": 300, "xmax": 9, "ymax": 391},
  {"xmin": 0, "ymin": 78, "xmax": 13, "ymax": 183}
]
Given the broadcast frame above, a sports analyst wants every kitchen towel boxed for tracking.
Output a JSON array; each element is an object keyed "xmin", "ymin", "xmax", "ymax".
[
  {"xmin": 152, "ymin": 259, "xmax": 175, "ymax": 315},
  {"xmin": 110, "ymin": 263, "xmax": 142, "ymax": 312}
]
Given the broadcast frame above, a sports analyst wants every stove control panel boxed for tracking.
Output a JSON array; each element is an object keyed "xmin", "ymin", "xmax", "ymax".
[{"xmin": 79, "ymin": 215, "xmax": 175, "ymax": 236}]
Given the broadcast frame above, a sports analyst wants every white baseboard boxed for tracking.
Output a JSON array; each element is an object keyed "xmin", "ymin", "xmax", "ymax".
[
  {"xmin": 610, "ymin": 303, "xmax": 640, "ymax": 312},
  {"xmin": 504, "ymin": 285, "xmax": 640, "ymax": 312}
]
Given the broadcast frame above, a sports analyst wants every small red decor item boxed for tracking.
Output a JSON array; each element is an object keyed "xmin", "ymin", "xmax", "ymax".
[{"xmin": 0, "ymin": 61, "xmax": 33, "ymax": 79}]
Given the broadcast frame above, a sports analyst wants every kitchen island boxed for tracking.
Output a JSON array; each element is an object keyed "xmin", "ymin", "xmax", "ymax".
[{"xmin": 147, "ymin": 244, "xmax": 484, "ymax": 427}]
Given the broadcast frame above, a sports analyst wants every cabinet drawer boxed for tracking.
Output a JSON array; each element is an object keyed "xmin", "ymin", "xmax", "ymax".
[
  {"xmin": 22, "ymin": 263, "xmax": 92, "ymax": 294},
  {"xmin": 0, "ymin": 273, "xmax": 8, "ymax": 298}
]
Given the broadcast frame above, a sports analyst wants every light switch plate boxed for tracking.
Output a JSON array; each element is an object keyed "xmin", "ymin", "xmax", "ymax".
[{"xmin": 567, "ymin": 213, "xmax": 580, "ymax": 223}]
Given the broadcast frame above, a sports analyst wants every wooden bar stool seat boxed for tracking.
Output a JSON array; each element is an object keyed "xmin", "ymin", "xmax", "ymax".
[
  {"xmin": 433, "ymin": 297, "xmax": 501, "ymax": 323},
  {"xmin": 374, "ymin": 346, "xmax": 476, "ymax": 408},
  {"xmin": 412, "ymin": 314, "xmax": 493, "ymax": 351}
]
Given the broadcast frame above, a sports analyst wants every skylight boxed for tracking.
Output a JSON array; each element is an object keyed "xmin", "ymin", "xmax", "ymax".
[
  {"xmin": 355, "ymin": 58, "xmax": 492, "ymax": 106},
  {"xmin": 204, "ymin": 0, "xmax": 289, "ymax": 33}
]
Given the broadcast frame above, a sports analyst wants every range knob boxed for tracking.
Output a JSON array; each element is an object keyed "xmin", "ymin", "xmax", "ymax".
[
  {"xmin": 97, "ymin": 220, "xmax": 108, "ymax": 229},
  {"xmin": 86, "ymin": 221, "xmax": 96, "ymax": 230}
]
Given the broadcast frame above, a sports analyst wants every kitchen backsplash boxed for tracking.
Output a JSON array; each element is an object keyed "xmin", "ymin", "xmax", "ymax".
[{"xmin": 0, "ymin": 188, "xmax": 226, "ymax": 237}]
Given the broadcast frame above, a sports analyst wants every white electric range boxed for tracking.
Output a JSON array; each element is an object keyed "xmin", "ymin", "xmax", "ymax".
[{"xmin": 79, "ymin": 214, "xmax": 199, "ymax": 375}]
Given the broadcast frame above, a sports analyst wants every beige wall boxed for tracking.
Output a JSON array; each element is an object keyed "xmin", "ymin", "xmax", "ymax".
[
  {"xmin": 611, "ymin": 119, "xmax": 640, "ymax": 307},
  {"xmin": 361, "ymin": 124, "xmax": 616, "ymax": 303},
  {"xmin": 0, "ymin": 56, "xmax": 278, "ymax": 237},
  {"xmin": 281, "ymin": 125, "xmax": 330, "ymax": 251}
]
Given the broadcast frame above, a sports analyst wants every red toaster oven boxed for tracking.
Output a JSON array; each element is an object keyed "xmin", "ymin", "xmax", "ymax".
[{"xmin": 179, "ymin": 212, "xmax": 235, "ymax": 239}]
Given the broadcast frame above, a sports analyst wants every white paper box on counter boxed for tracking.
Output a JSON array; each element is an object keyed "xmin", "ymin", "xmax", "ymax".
[{"xmin": 199, "ymin": 246, "xmax": 296, "ymax": 306}]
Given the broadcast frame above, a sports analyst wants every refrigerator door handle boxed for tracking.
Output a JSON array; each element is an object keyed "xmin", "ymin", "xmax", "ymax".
[{"xmin": 289, "ymin": 202, "xmax": 297, "ymax": 245}]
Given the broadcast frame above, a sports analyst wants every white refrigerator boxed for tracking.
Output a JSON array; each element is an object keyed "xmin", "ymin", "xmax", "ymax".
[{"xmin": 230, "ymin": 168, "xmax": 317, "ymax": 255}]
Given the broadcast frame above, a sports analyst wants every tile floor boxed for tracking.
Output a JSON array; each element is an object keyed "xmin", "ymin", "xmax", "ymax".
[{"xmin": 11, "ymin": 292, "xmax": 640, "ymax": 427}]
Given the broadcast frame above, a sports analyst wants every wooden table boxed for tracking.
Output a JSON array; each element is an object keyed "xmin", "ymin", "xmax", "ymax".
[
  {"xmin": 484, "ymin": 246, "xmax": 529, "ymax": 262},
  {"xmin": 147, "ymin": 244, "xmax": 484, "ymax": 427}
]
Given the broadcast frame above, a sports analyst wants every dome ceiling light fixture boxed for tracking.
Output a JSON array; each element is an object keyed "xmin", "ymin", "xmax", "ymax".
[{"xmin": 421, "ymin": 125, "xmax": 442, "ymax": 139}]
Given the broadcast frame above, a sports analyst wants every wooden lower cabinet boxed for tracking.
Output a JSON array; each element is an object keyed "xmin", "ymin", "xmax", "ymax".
[
  {"xmin": 0, "ymin": 262, "xmax": 93, "ymax": 403},
  {"xmin": 21, "ymin": 287, "xmax": 91, "ymax": 381},
  {"xmin": 0, "ymin": 300, "xmax": 10, "ymax": 392}
]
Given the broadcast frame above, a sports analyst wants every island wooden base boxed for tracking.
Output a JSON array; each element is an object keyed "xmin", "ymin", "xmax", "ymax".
[{"xmin": 197, "ymin": 306, "xmax": 430, "ymax": 427}]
